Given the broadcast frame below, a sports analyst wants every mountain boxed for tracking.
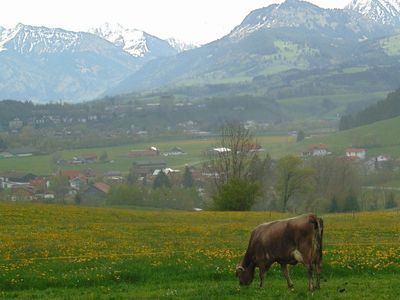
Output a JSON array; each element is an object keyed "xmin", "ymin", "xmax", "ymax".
[
  {"xmin": 0, "ymin": 24, "xmax": 146, "ymax": 102},
  {"xmin": 347, "ymin": 0, "xmax": 400, "ymax": 26},
  {"xmin": 88, "ymin": 23, "xmax": 178, "ymax": 58},
  {"xmin": 108, "ymin": 0, "xmax": 394, "ymax": 95},
  {"xmin": 166, "ymin": 38, "xmax": 199, "ymax": 52}
]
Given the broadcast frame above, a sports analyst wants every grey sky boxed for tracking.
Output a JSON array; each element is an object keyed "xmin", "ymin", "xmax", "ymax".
[{"xmin": 0, "ymin": 0, "xmax": 351, "ymax": 44}]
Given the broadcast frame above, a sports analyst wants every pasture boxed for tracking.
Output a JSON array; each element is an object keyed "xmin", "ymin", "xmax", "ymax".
[
  {"xmin": 0, "ymin": 135, "xmax": 294, "ymax": 175},
  {"xmin": 0, "ymin": 203, "xmax": 399, "ymax": 299}
]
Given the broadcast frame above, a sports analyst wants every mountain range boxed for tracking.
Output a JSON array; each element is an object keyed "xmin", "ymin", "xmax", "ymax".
[
  {"xmin": 347, "ymin": 0, "xmax": 400, "ymax": 26},
  {"xmin": 1, "ymin": 0, "xmax": 400, "ymax": 103}
]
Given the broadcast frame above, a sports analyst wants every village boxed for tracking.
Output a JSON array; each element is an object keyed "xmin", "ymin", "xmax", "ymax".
[{"xmin": 0, "ymin": 139, "xmax": 396, "ymax": 207}]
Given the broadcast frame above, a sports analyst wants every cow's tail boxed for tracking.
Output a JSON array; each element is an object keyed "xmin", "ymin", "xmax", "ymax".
[{"xmin": 309, "ymin": 214, "xmax": 324, "ymax": 263}]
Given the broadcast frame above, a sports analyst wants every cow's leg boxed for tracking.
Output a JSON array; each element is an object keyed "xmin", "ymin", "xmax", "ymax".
[
  {"xmin": 259, "ymin": 263, "xmax": 271, "ymax": 288},
  {"xmin": 280, "ymin": 264, "xmax": 294, "ymax": 289},
  {"xmin": 314, "ymin": 262, "xmax": 321, "ymax": 289},
  {"xmin": 306, "ymin": 264, "xmax": 314, "ymax": 291}
]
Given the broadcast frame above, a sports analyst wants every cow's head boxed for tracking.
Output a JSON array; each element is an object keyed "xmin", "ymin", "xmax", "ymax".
[{"xmin": 235, "ymin": 264, "xmax": 254, "ymax": 286}]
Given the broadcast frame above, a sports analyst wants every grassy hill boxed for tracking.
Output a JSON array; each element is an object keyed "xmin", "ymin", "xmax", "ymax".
[
  {"xmin": 293, "ymin": 116, "xmax": 400, "ymax": 158},
  {"xmin": 0, "ymin": 203, "xmax": 398, "ymax": 299}
]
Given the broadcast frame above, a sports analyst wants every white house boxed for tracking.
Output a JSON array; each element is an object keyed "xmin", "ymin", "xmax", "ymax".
[
  {"xmin": 346, "ymin": 148, "xmax": 367, "ymax": 160},
  {"xmin": 303, "ymin": 144, "xmax": 329, "ymax": 157}
]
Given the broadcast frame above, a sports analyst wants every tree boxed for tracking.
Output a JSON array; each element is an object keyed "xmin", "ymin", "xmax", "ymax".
[
  {"xmin": 275, "ymin": 155, "xmax": 315, "ymax": 211},
  {"xmin": 74, "ymin": 193, "xmax": 82, "ymax": 205},
  {"xmin": 205, "ymin": 122, "xmax": 261, "ymax": 211},
  {"xmin": 153, "ymin": 170, "xmax": 171, "ymax": 189},
  {"xmin": 127, "ymin": 166, "xmax": 138, "ymax": 185},
  {"xmin": 308, "ymin": 156, "xmax": 361, "ymax": 211},
  {"xmin": 99, "ymin": 151, "xmax": 108, "ymax": 163},
  {"xmin": 329, "ymin": 196, "xmax": 339, "ymax": 213},
  {"xmin": 385, "ymin": 192, "xmax": 397, "ymax": 209},
  {"xmin": 0, "ymin": 136, "xmax": 6, "ymax": 150},
  {"xmin": 343, "ymin": 192, "xmax": 359, "ymax": 212},
  {"xmin": 49, "ymin": 175, "xmax": 70, "ymax": 203},
  {"xmin": 206, "ymin": 121, "xmax": 259, "ymax": 189},
  {"xmin": 296, "ymin": 130, "xmax": 305, "ymax": 142},
  {"xmin": 182, "ymin": 166, "xmax": 194, "ymax": 188},
  {"xmin": 213, "ymin": 178, "xmax": 260, "ymax": 211}
]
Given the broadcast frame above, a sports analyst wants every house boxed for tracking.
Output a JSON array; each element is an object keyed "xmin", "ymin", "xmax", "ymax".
[
  {"xmin": 248, "ymin": 143, "xmax": 264, "ymax": 152},
  {"xmin": 162, "ymin": 147, "xmax": 185, "ymax": 156},
  {"xmin": 29, "ymin": 177, "xmax": 48, "ymax": 192},
  {"xmin": 0, "ymin": 172, "xmax": 37, "ymax": 189},
  {"xmin": 82, "ymin": 154, "xmax": 98, "ymax": 163},
  {"xmin": 0, "ymin": 152, "xmax": 13, "ymax": 159},
  {"xmin": 62, "ymin": 170, "xmax": 82, "ymax": 180},
  {"xmin": 9, "ymin": 118, "xmax": 23, "ymax": 132},
  {"xmin": 346, "ymin": 148, "xmax": 367, "ymax": 160},
  {"xmin": 152, "ymin": 168, "xmax": 180, "ymax": 176},
  {"xmin": 9, "ymin": 186, "xmax": 36, "ymax": 202},
  {"xmin": 104, "ymin": 171, "xmax": 124, "ymax": 184},
  {"xmin": 128, "ymin": 147, "xmax": 159, "ymax": 157},
  {"xmin": 208, "ymin": 147, "xmax": 232, "ymax": 155},
  {"xmin": 81, "ymin": 182, "xmax": 110, "ymax": 205},
  {"xmin": 69, "ymin": 175, "xmax": 88, "ymax": 191},
  {"xmin": 303, "ymin": 144, "xmax": 329, "ymax": 157},
  {"xmin": 132, "ymin": 161, "xmax": 167, "ymax": 177},
  {"xmin": 9, "ymin": 147, "xmax": 39, "ymax": 157}
]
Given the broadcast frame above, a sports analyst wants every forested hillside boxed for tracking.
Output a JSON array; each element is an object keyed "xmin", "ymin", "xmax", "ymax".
[{"xmin": 339, "ymin": 89, "xmax": 400, "ymax": 130}]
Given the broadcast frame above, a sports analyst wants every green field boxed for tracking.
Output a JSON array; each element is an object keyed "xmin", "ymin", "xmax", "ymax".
[
  {"xmin": 291, "ymin": 115, "xmax": 400, "ymax": 158},
  {"xmin": 0, "ymin": 136, "xmax": 295, "ymax": 175},
  {"xmin": 0, "ymin": 204, "xmax": 399, "ymax": 299}
]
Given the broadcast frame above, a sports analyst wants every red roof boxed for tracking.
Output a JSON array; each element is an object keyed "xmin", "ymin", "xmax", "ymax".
[
  {"xmin": 62, "ymin": 170, "xmax": 81, "ymax": 179},
  {"xmin": 94, "ymin": 182, "xmax": 110, "ymax": 194},
  {"xmin": 308, "ymin": 144, "xmax": 328, "ymax": 151}
]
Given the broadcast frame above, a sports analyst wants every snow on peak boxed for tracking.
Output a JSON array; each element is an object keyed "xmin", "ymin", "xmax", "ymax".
[
  {"xmin": 0, "ymin": 23, "xmax": 83, "ymax": 54},
  {"xmin": 166, "ymin": 38, "xmax": 199, "ymax": 52},
  {"xmin": 89, "ymin": 23, "xmax": 148, "ymax": 57},
  {"xmin": 346, "ymin": 0, "xmax": 400, "ymax": 25}
]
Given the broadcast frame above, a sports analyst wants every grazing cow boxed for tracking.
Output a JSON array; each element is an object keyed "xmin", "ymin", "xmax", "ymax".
[{"xmin": 235, "ymin": 214, "xmax": 324, "ymax": 291}]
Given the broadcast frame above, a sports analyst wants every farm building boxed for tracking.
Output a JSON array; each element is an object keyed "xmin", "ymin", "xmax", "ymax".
[
  {"xmin": 346, "ymin": 148, "xmax": 367, "ymax": 160},
  {"xmin": 132, "ymin": 161, "xmax": 167, "ymax": 177},
  {"xmin": 303, "ymin": 144, "xmax": 329, "ymax": 157},
  {"xmin": 128, "ymin": 146, "xmax": 160, "ymax": 157}
]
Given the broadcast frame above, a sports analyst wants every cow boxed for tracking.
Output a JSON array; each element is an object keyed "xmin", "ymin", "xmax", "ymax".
[{"xmin": 235, "ymin": 213, "xmax": 324, "ymax": 291}]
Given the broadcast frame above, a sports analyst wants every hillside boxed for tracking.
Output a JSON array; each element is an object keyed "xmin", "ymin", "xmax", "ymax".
[
  {"xmin": 339, "ymin": 89, "xmax": 400, "ymax": 130},
  {"xmin": 108, "ymin": 0, "xmax": 396, "ymax": 96},
  {"xmin": 295, "ymin": 115, "xmax": 400, "ymax": 158}
]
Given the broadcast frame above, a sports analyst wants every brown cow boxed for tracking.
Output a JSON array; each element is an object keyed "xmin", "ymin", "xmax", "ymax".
[{"xmin": 236, "ymin": 213, "xmax": 324, "ymax": 291}]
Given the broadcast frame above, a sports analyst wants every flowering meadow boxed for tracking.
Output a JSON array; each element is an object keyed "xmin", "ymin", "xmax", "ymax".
[{"xmin": 0, "ymin": 203, "xmax": 399, "ymax": 299}]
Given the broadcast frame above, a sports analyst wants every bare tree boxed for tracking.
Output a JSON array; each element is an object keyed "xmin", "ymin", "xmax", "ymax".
[
  {"xmin": 205, "ymin": 121, "xmax": 259, "ymax": 190},
  {"xmin": 275, "ymin": 155, "xmax": 315, "ymax": 211}
]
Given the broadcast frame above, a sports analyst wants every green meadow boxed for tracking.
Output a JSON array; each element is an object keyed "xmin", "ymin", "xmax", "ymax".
[{"xmin": 0, "ymin": 204, "xmax": 399, "ymax": 299}]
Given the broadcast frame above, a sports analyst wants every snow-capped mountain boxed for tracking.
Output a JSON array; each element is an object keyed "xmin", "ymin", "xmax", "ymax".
[
  {"xmin": 0, "ymin": 23, "xmax": 141, "ymax": 102},
  {"xmin": 346, "ymin": 0, "xmax": 400, "ymax": 26},
  {"xmin": 1, "ymin": 23, "xmax": 83, "ymax": 54},
  {"xmin": 89, "ymin": 23, "xmax": 177, "ymax": 58},
  {"xmin": 109, "ymin": 0, "xmax": 395, "ymax": 95}
]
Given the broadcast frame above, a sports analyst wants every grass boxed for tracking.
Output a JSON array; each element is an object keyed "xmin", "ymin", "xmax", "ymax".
[
  {"xmin": 0, "ymin": 203, "xmax": 399, "ymax": 299},
  {"xmin": 0, "ymin": 136, "xmax": 295, "ymax": 175},
  {"xmin": 292, "ymin": 115, "xmax": 400, "ymax": 158},
  {"xmin": 380, "ymin": 34, "xmax": 400, "ymax": 56}
]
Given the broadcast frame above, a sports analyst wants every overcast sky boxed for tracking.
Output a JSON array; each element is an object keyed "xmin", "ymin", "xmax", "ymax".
[{"xmin": 0, "ymin": 0, "xmax": 351, "ymax": 44}]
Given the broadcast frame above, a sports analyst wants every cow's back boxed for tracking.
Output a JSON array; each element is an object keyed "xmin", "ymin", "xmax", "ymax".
[{"xmin": 250, "ymin": 214, "xmax": 316, "ymax": 264}]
